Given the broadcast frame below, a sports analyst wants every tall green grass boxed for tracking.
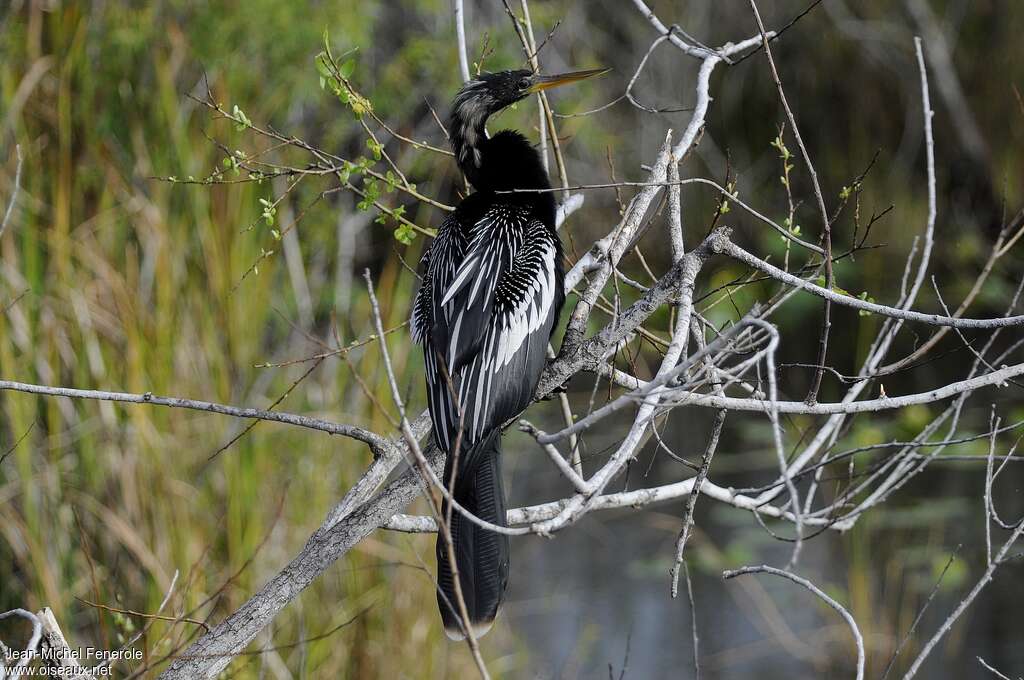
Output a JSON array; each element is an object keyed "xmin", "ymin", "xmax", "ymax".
[{"xmin": 0, "ymin": 3, "xmax": 492, "ymax": 676}]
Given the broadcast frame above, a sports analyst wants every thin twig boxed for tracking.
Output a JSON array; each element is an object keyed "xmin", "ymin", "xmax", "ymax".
[
  {"xmin": 748, "ymin": 0, "xmax": 834, "ymax": 404},
  {"xmin": 363, "ymin": 271, "xmax": 491, "ymax": 679},
  {"xmin": 903, "ymin": 520, "xmax": 1024, "ymax": 678},
  {"xmin": 723, "ymin": 565, "xmax": 864, "ymax": 680},
  {"xmin": 714, "ymin": 234, "xmax": 1024, "ymax": 328},
  {"xmin": 0, "ymin": 379, "xmax": 393, "ymax": 457},
  {"xmin": 0, "ymin": 144, "xmax": 23, "ymax": 238},
  {"xmin": 0, "ymin": 608, "xmax": 42, "ymax": 672},
  {"xmin": 454, "ymin": 0, "xmax": 471, "ymax": 82}
]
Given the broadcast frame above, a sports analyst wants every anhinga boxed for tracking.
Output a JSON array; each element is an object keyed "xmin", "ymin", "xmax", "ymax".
[{"xmin": 411, "ymin": 67, "xmax": 606, "ymax": 639}]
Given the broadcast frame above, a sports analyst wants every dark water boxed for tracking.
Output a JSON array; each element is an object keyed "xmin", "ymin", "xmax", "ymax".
[{"xmin": 496, "ymin": 409, "xmax": 1024, "ymax": 679}]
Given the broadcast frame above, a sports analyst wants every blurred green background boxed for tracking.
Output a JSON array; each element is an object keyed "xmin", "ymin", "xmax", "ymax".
[{"xmin": 1, "ymin": 1, "xmax": 1022, "ymax": 678}]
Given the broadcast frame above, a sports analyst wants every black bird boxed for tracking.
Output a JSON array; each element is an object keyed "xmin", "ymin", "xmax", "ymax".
[{"xmin": 411, "ymin": 67, "xmax": 606, "ymax": 639}]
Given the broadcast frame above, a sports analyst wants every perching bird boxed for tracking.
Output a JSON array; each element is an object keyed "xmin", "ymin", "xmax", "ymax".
[{"xmin": 411, "ymin": 67, "xmax": 606, "ymax": 639}]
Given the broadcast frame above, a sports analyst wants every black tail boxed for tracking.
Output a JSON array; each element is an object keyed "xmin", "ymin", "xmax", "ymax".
[{"xmin": 436, "ymin": 429, "xmax": 509, "ymax": 640}]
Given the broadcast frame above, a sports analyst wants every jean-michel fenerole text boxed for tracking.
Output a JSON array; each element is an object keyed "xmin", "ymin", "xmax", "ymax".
[{"xmin": 4, "ymin": 646, "xmax": 142, "ymax": 674}]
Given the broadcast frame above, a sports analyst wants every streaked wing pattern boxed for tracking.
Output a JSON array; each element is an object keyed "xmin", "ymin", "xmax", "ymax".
[{"xmin": 412, "ymin": 204, "xmax": 559, "ymax": 457}]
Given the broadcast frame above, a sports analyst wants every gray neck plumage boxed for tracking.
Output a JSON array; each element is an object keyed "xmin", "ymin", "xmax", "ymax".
[{"xmin": 448, "ymin": 80, "xmax": 494, "ymax": 189}]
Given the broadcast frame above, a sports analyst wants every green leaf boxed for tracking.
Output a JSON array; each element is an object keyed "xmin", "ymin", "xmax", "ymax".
[
  {"xmin": 231, "ymin": 105, "xmax": 251, "ymax": 132},
  {"xmin": 393, "ymin": 223, "xmax": 416, "ymax": 245},
  {"xmin": 333, "ymin": 80, "xmax": 348, "ymax": 103},
  {"xmin": 364, "ymin": 177, "xmax": 379, "ymax": 196},
  {"xmin": 367, "ymin": 139, "xmax": 383, "ymax": 161},
  {"xmin": 339, "ymin": 58, "xmax": 356, "ymax": 79},
  {"xmin": 857, "ymin": 291, "xmax": 875, "ymax": 316},
  {"xmin": 314, "ymin": 52, "xmax": 332, "ymax": 77}
]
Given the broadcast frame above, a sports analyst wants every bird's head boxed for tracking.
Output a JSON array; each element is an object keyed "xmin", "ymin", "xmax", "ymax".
[
  {"xmin": 449, "ymin": 67, "xmax": 608, "ymax": 181},
  {"xmin": 452, "ymin": 67, "xmax": 609, "ymax": 122}
]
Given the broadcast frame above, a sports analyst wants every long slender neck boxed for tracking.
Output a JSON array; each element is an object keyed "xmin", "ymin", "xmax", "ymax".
[
  {"xmin": 448, "ymin": 89, "xmax": 555, "ymax": 222},
  {"xmin": 448, "ymin": 84, "xmax": 491, "ymax": 188},
  {"xmin": 473, "ymin": 130, "xmax": 552, "ymax": 192},
  {"xmin": 450, "ymin": 120, "xmax": 552, "ymax": 204}
]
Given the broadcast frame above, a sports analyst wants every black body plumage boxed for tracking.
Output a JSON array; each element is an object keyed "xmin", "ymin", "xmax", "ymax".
[{"xmin": 411, "ymin": 70, "xmax": 567, "ymax": 639}]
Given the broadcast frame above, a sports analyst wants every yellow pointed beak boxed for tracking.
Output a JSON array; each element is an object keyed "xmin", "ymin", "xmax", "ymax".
[{"xmin": 525, "ymin": 68, "xmax": 611, "ymax": 94}]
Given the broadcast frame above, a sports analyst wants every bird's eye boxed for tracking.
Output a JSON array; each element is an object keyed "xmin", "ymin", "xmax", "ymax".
[{"xmin": 518, "ymin": 77, "xmax": 531, "ymax": 89}]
